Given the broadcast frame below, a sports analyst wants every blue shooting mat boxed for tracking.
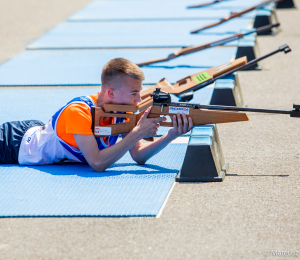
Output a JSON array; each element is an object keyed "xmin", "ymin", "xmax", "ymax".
[
  {"xmin": 0, "ymin": 87, "xmax": 188, "ymax": 217},
  {"xmin": 68, "ymin": 1, "xmax": 233, "ymax": 21},
  {"xmin": 27, "ymin": 20, "xmax": 255, "ymax": 49},
  {"xmin": 0, "ymin": 87, "xmax": 101, "ymax": 124},
  {"xmin": 0, "ymin": 48, "xmax": 237, "ymax": 86},
  {"xmin": 0, "ymin": 143, "xmax": 188, "ymax": 217}
]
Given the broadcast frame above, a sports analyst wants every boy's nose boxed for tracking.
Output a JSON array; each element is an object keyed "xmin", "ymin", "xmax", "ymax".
[{"xmin": 135, "ymin": 93, "xmax": 142, "ymax": 103}]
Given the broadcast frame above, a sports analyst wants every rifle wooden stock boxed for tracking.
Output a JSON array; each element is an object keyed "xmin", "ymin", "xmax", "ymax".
[
  {"xmin": 92, "ymin": 104, "xmax": 249, "ymax": 137},
  {"xmin": 92, "ymin": 106, "xmax": 137, "ymax": 136},
  {"xmin": 191, "ymin": 0, "xmax": 283, "ymax": 33},
  {"xmin": 140, "ymin": 57, "xmax": 247, "ymax": 100},
  {"xmin": 136, "ymin": 36, "xmax": 238, "ymax": 67},
  {"xmin": 192, "ymin": 20, "xmax": 226, "ymax": 33}
]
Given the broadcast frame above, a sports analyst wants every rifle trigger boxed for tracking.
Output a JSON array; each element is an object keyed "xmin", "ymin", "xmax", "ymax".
[{"xmin": 161, "ymin": 105, "xmax": 164, "ymax": 113}]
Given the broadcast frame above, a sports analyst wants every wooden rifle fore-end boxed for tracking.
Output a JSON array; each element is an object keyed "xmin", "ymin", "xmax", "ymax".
[{"xmin": 148, "ymin": 105, "xmax": 249, "ymax": 127}]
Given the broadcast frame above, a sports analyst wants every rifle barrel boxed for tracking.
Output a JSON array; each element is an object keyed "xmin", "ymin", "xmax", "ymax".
[
  {"xmin": 154, "ymin": 102, "xmax": 298, "ymax": 116},
  {"xmin": 152, "ymin": 89, "xmax": 300, "ymax": 117},
  {"xmin": 244, "ymin": 23, "xmax": 280, "ymax": 36},
  {"xmin": 197, "ymin": 105, "xmax": 292, "ymax": 115}
]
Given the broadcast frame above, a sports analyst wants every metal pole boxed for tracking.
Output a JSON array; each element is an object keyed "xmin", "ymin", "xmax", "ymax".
[{"xmin": 197, "ymin": 104, "xmax": 292, "ymax": 115}]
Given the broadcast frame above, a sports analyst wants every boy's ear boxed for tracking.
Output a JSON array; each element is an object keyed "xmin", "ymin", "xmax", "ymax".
[{"xmin": 107, "ymin": 88, "xmax": 115, "ymax": 100}]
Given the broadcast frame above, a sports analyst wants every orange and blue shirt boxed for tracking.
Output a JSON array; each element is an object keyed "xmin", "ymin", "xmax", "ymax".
[{"xmin": 18, "ymin": 94, "xmax": 124, "ymax": 165}]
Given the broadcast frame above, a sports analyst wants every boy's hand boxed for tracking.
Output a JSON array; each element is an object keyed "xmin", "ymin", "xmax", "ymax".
[
  {"xmin": 132, "ymin": 107, "xmax": 166, "ymax": 139},
  {"xmin": 168, "ymin": 112, "xmax": 193, "ymax": 139}
]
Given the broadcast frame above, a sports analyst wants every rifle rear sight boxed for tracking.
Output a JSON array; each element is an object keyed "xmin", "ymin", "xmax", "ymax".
[{"xmin": 150, "ymin": 88, "xmax": 171, "ymax": 103}]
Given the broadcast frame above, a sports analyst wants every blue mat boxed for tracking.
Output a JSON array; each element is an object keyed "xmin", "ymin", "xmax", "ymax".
[
  {"xmin": 0, "ymin": 143, "xmax": 187, "ymax": 217},
  {"xmin": 68, "ymin": 1, "xmax": 233, "ymax": 21},
  {"xmin": 0, "ymin": 88, "xmax": 101, "ymax": 124},
  {"xmin": 0, "ymin": 48, "xmax": 237, "ymax": 86},
  {"xmin": 27, "ymin": 20, "xmax": 255, "ymax": 49},
  {"xmin": 0, "ymin": 87, "xmax": 188, "ymax": 217}
]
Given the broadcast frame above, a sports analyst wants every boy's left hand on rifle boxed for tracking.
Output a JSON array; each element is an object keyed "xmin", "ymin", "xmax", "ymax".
[{"xmin": 168, "ymin": 112, "xmax": 193, "ymax": 139}]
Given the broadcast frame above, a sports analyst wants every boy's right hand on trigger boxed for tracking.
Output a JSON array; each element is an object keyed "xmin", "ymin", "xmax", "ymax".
[{"xmin": 133, "ymin": 107, "xmax": 166, "ymax": 138}]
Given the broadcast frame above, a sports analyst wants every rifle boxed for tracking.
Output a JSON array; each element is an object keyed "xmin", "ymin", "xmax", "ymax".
[
  {"xmin": 191, "ymin": 0, "xmax": 283, "ymax": 33},
  {"xmin": 140, "ymin": 44, "xmax": 291, "ymax": 102},
  {"xmin": 188, "ymin": 0, "xmax": 224, "ymax": 8},
  {"xmin": 140, "ymin": 56, "xmax": 247, "ymax": 101},
  {"xmin": 91, "ymin": 88, "xmax": 300, "ymax": 137},
  {"xmin": 136, "ymin": 24, "xmax": 280, "ymax": 67}
]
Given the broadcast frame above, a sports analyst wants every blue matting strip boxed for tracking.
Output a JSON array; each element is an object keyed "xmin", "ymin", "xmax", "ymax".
[
  {"xmin": 68, "ymin": 1, "xmax": 233, "ymax": 21},
  {"xmin": 0, "ymin": 87, "xmax": 188, "ymax": 217},
  {"xmin": 27, "ymin": 20, "xmax": 255, "ymax": 49},
  {"xmin": 0, "ymin": 88, "xmax": 101, "ymax": 124},
  {"xmin": 0, "ymin": 143, "xmax": 187, "ymax": 217},
  {"xmin": 0, "ymin": 48, "xmax": 237, "ymax": 86}
]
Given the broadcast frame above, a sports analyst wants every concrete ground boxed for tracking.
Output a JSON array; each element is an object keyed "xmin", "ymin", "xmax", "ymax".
[{"xmin": 0, "ymin": 0, "xmax": 299, "ymax": 259}]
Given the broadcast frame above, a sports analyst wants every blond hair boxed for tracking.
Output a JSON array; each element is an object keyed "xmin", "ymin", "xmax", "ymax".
[{"xmin": 101, "ymin": 58, "xmax": 144, "ymax": 88}]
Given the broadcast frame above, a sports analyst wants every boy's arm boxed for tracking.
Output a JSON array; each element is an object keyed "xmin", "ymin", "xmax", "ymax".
[
  {"xmin": 74, "ymin": 108, "xmax": 165, "ymax": 172},
  {"xmin": 128, "ymin": 112, "xmax": 193, "ymax": 164}
]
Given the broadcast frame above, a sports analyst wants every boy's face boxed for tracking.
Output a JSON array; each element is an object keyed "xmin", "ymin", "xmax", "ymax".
[{"xmin": 111, "ymin": 75, "xmax": 143, "ymax": 106}]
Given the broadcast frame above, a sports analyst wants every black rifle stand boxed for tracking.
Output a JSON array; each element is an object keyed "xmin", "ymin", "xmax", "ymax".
[
  {"xmin": 277, "ymin": 0, "xmax": 296, "ymax": 8},
  {"xmin": 176, "ymin": 126, "xmax": 229, "ymax": 182}
]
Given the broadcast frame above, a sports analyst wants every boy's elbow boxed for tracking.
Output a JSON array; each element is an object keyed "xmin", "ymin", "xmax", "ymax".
[
  {"xmin": 93, "ymin": 166, "xmax": 107, "ymax": 172},
  {"xmin": 130, "ymin": 151, "xmax": 147, "ymax": 165},
  {"xmin": 132, "ymin": 156, "xmax": 147, "ymax": 165},
  {"xmin": 89, "ymin": 160, "xmax": 107, "ymax": 172},
  {"xmin": 136, "ymin": 160, "xmax": 146, "ymax": 165}
]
